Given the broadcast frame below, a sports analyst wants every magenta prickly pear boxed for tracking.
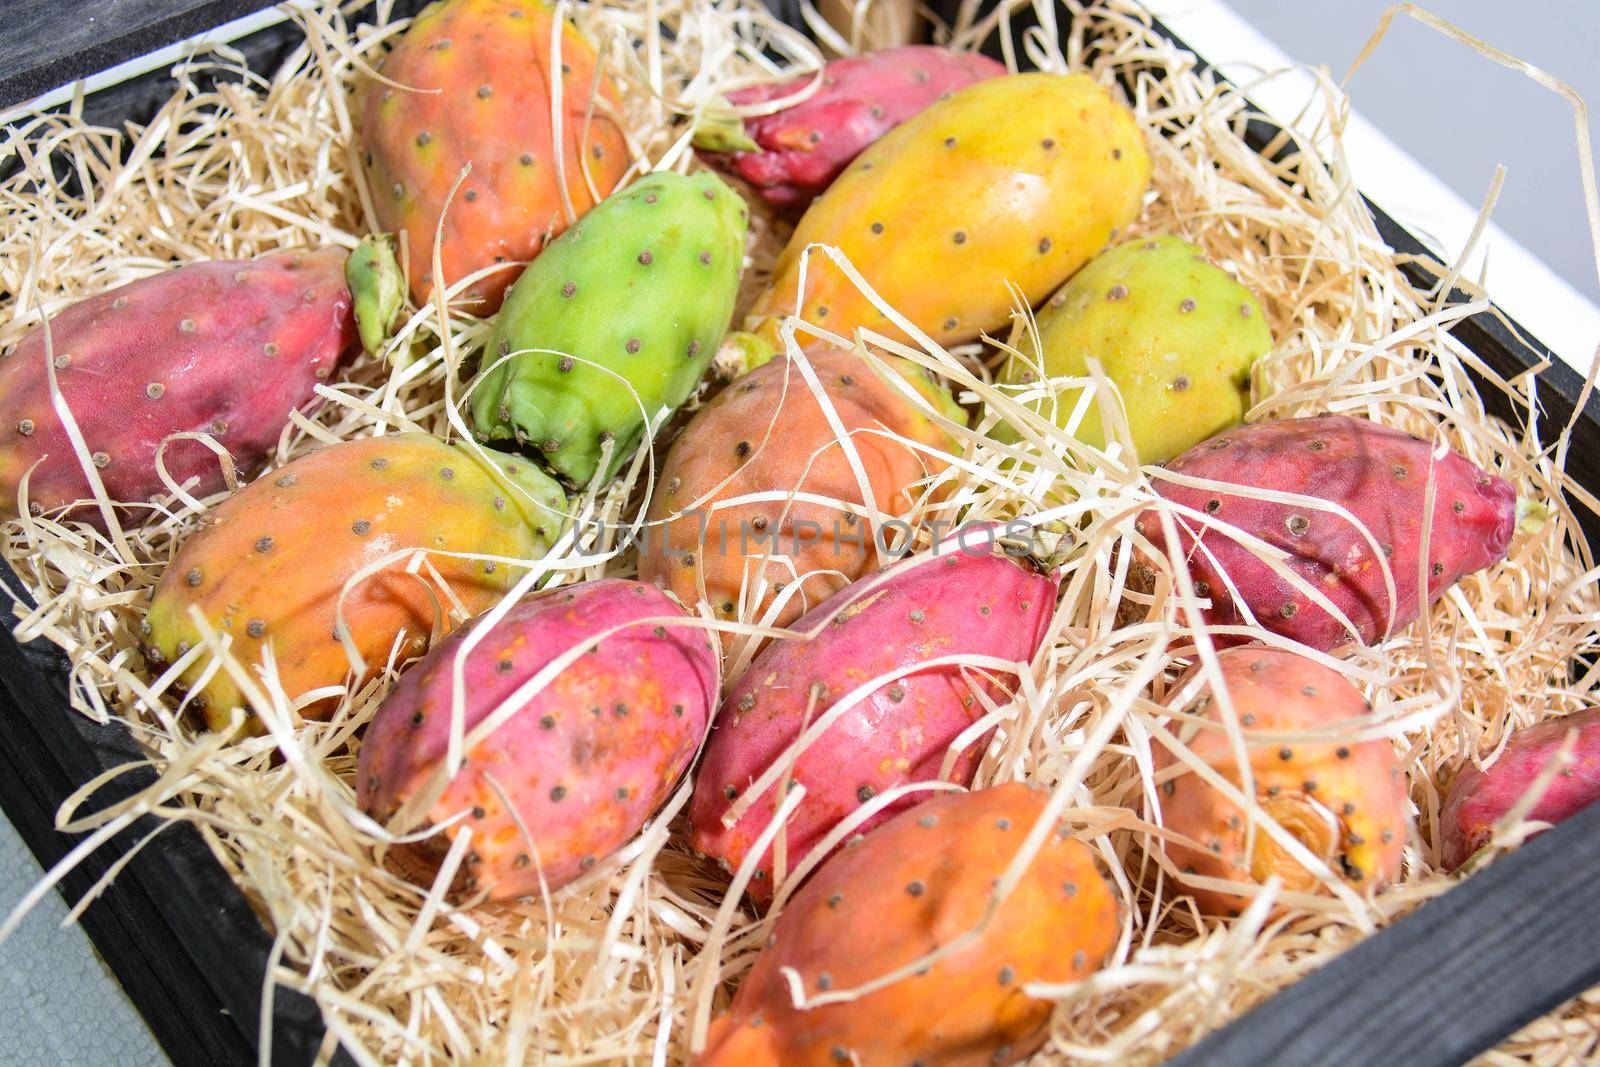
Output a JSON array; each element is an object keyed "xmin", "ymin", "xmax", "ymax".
[
  {"xmin": 1439, "ymin": 707, "xmax": 1600, "ymax": 871},
  {"xmin": 698, "ymin": 45, "xmax": 1005, "ymax": 213},
  {"xmin": 1134, "ymin": 414, "xmax": 1520, "ymax": 651},
  {"xmin": 358, "ymin": 578, "xmax": 719, "ymax": 900},
  {"xmin": 0, "ymin": 249, "xmax": 358, "ymax": 524},
  {"xmin": 690, "ymin": 531, "xmax": 1058, "ymax": 902}
]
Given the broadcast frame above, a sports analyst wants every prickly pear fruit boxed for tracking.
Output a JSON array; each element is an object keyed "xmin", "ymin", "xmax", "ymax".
[
  {"xmin": 0, "ymin": 249, "xmax": 357, "ymax": 525},
  {"xmin": 145, "ymin": 434, "xmax": 566, "ymax": 732},
  {"xmin": 358, "ymin": 578, "xmax": 718, "ymax": 899},
  {"xmin": 743, "ymin": 73, "xmax": 1149, "ymax": 349},
  {"xmin": 358, "ymin": 0, "xmax": 628, "ymax": 314},
  {"xmin": 698, "ymin": 46, "xmax": 1005, "ymax": 213},
  {"xmin": 1133, "ymin": 415, "xmax": 1518, "ymax": 652},
  {"xmin": 1439, "ymin": 707, "xmax": 1600, "ymax": 871},
  {"xmin": 998, "ymin": 236, "xmax": 1271, "ymax": 463},
  {"xmin": 695, "ymin": 783, "xmax": 1119, "ymax": 1067},
  {"xmin": 1154, "ymin": 646, "xmax": 1407, "ymax": 916},
  {"xmin": 690, "ymin": 536, "xmax": 1058, "ymax": 902},
  {"xmin": 638, "ymin": 346, "xmax": 962, "ymax": 642},
  {"xmin": 468, "ymin": 171, "xmax": 748, "ymax": 487}
]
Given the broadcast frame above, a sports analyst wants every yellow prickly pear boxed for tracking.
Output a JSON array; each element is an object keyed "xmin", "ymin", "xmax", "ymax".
[
  {"xmin": 998, "ymin": 236, "xmax": 1272, "ymax": 463},
  {"xmin": 744, "ymin": 73, "xmax": 1150, "ymax": 349}
]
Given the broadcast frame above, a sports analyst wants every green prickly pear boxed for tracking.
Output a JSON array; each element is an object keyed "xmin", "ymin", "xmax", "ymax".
[
  {"xmin": 998, "ymin": 236, "xmax": 1271, "ymax": 463},
  {"xmin": 468, "ymin": 171, "xmax": 749, "ymax": 487}
]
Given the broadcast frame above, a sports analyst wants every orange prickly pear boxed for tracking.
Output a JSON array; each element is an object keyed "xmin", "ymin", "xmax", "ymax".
[
  {"xmin": 637, "ymin": 346, "xmax": 962, "ymax": 641},
  {"xmin": 144, "ymin": 434, "xmax": 566, "ymax": 732},
  {"xmin": 1153, "ymin": 646, "xmax": 1408, "ymax": 916},
  {"xmin": 0, "ymin": 249, "xmax": 358, "ymax": 525},
  {"xmin": 358, "ymin": 0, "xmax": 629, "ymax": 314},
  {"xmin": 695, "ymin": 783, "xmax": 1120, "ymax": 1067},
  {"xmin": 743, "ymin": 73, "xmax": 1149, "ymax": 349}
]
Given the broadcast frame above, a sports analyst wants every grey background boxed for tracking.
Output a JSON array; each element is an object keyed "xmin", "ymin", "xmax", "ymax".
[
  {"xmin": 0, "ymin": 816, "xmax": 165, "ymax": 1065},
  {"xmin": 1227, "ymin": 0, "xmax": 1600, "ymax": 302}
]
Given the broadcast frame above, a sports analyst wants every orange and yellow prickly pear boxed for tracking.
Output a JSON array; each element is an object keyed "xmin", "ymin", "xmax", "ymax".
[
  {"xmin": 1154, "ymin": 646, "xmax": 1408, "ymax": 916},
  {"xmin": 358, "ymin": 0, "xmax": 628, "ymax": 314},
  {"xmin": 145, "ymin": 434, "xmax": 566, "ymax": 731},
  {"xmin": 744, "ymin": 73, "xmax": 1149, "ymax": 349},
  {"xmin": 696, "ymin": 783, "xmax": 1120, "ymax": 1067}
]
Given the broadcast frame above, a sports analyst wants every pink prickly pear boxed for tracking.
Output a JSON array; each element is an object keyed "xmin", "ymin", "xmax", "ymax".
[
  {"xmin": 690, "ymin": 531, "xmax": 1058, "ymax": 902},
  {"xmin": 0, "ymin": 249, "xmax": 359, "ymax": 524},
  {"xmin": 358, "ymin": 578, "xmax": 719, "ymax": 900},
  {"xmin": 1133, "ymin": 414, "xmax": 1521, "ymax": 652},
  {"xmin": 1439, "ymin": 707, "xmax": 1600, "ymax": 871},
  {"xmin": 1154, "ymin": 646, "xmax": 1408, "ymax": 916},
  {"xmin": 697, "ymin": 45, "xmax": 1005, "ymax": 213},
  {"xmin": 696, "ymin": 783, "xmax": 1120, "ymax": 1067}
]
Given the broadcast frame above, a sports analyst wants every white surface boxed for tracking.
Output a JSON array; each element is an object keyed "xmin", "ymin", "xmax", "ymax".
[{"xmin": 1143, "ymin": 0, "xmax": 1600, "ymax": 375}]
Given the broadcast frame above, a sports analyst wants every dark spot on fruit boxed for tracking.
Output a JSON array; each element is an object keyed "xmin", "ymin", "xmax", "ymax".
[
  {"xmin": 1205, "ymin": 499, "xmax": 1221, "ymax": 513},
  {"xmin": 735, "ymin": 441, "xmax": 751, "ymax": 458},
  {"xmin": 558, "ymin": 357, "xmax": 574, "ymax": 372},
  {"xmin": 550, "ymin": 785, "xmax": 567, "ymax": 801},
  {"xmin": 871, "ymin": 221, "xmax": 884, "ymax": 235},
  {"xmin": 857, "ymin": 785, "xmax": 875, "ymax": 803},
  {"xmin": 539, "ymin": 715, "xmax": 555, "ymax": 730},
  {"xmin": 1432, "ymin": 562, "xmax": 1445, "ymax": 577},
  {"xmin": 1287, "ymin": 514, "xmax": 1310, "ymax": 536},
  {"xmin": 1381, "ymin": 543, "xmax": 1394, "ymax": 557},
  {"xmin": 255, "ymin": 536, "xmax": 274, "ymax": 553},
  {"xmin": 1279, "ymin": 747, "xmax": 1294, "ymax": 761},
  {"xmin": 186, "ymin": 568, "xmax": 203, "ymax": 587},
  {"xmin": 1280, "ymin": 602, "xmax": 1299, "ymax": 618},
  {"xmin": 264, "ymin": 343, "xmax": 279, "ymax": 357},
  {"xmin": 626, "ymin": 338, "xmax": 641, "ymax": 354},
  {"xmin": 1307, "ymin": 439, "xmax": 1325, "ymax": 451},
  {"xmin": 638, "ymin": 251, "xmax": 653, "ymax": 265},
  {"xmin": 411, "ymin": 710, "xmax": 425, "ymax": 726},
  {"xmin": 953, "ymin": 230, "xmax": 967, "ymax": 244},
  {"xmin": 352, "ymin": 519, "xmax": 372, "ymax": 535},
  {"xmin": 146, "ymin": 382, "xmax": 165, "ymax": 399},
  {"xmin": 562, "ymin": 281, "xmax": 576, "ymax": 298},
  {"xmin": 477, "ymin": 84, "xmax": 492, "ymax": 99},
  {"xmin": 887, "ymin": 685, "xmax": 906, "ymax": 702},
  {"xmin": 1108, "ymin": 284, "xmax": 1128, "ymax": 300},
  {"xmin": 906, "ymin": 880, "xmax": 924, "ymax": 897},
  {"xmin": 1240, "ymin": 304, "xmax": 1253, "ymax": 317},
  {"xmin": 1172, "ymin": 375, "xmax": 1190, "ymax": 391}
]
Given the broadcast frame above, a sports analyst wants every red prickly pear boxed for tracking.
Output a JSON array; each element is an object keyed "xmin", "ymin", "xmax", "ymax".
[
  {"xmin": 1154, "ymin": 646, "xmax": 1407, "ymax": 916},
  {"xmin": 358, "ymin": 578, "xmax": 719, "ymax": 899},
  {"xmin": 0, "ymin": 249, "xmax": 357, "ymax": 525},
  {"xmin": 1133, "ymin": 415, "xmax": 1519, "ymax": 652},
  {"xmin": 358, "ymin": 0, "xmax": 629, "ymax": 314},
  {"xmin": 698, "ymin": 46, "xmax": 1005, "ymax": 214},
  {"xmin": 695, "ymin": 783, "xmax": 1120, "ymax": 1067},
  {"xmin": 1439, "ymin": 707, "xmax": 1600, "ymax": 871},
  {"xmin": 638, "ymin": 346, "xmax": 963, "ymax": 645},
  {"xmin": 690, "ymin": 534, "xmax": 1058, "ymax": 902},
  {"xmin": 145, "ymin": 434, "xmax": 566, "ymax": 732},
  {"xmin": 744, "ymin": 73, "xmax": 1150, "ymax": 349}
]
